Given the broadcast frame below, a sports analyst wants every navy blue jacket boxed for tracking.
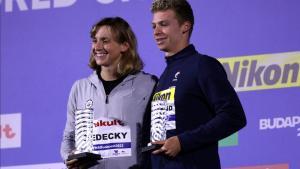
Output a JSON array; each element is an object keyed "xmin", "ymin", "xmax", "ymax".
[{"xmin": 151, "ymin": 45, "xmax": 247, "ymax": 169}]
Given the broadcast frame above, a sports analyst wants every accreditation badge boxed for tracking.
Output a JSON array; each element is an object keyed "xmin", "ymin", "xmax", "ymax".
[{"xmin": 92, "ymin": 117, "xmax": 131, "ymax": 158}]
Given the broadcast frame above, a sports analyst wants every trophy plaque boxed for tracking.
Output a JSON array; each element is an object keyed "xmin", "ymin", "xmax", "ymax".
[
  {"xmin": 67, "ymin": 107, "xmax": 101, "ymax": 161},
  {"xmin": 142, "ymin": 101, "xmax": 167, "ymax": 152}
]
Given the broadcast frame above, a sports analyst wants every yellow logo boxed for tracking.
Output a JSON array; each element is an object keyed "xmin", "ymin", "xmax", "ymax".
[
  {"xmin": 218, "ymin": 51, "xmax": 300, "ymax": 92},
  {"xmin": 153, "ymin": 87, "xmax": 175, "ymax": 101}
]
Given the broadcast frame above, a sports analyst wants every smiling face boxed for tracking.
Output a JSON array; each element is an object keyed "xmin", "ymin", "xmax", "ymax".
[
  {"xmin": 92, "ymin": 26, "xmax": 128, "ymax": 69},
  {"xmin": 152, "ymin": 9, "xmax": 190, "ymax": 56}
]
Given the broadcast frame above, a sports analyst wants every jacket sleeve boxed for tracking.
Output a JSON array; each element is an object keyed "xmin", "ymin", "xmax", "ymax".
[
  {"xmin": 178, "ymin": 57, "xmax": 247, "ymax": 152},
  {"xmin": 60, "ymin": 81, "xmax": 78, "ymax": 161},
  {"xmin": 136, "ymin": 75, "xmax": 157, "ymax": 169}
]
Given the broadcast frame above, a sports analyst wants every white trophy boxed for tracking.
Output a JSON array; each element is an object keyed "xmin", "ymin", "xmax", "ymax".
[
  {"xmin": 67, "ymin": 100, "xmax": 101, "ymax": 161},
  {"xmin": 142, "ymin": 101, "xmax": 167, "ymax": 152}
]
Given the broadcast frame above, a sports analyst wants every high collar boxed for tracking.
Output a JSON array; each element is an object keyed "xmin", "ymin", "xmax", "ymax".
[
  {"xmin": 88, "ymin": 71, "xmax": 138, "ymax": 88},
  {"xmin": 165, "ymin": 44, "xmax": 197, "ymax": 65}
]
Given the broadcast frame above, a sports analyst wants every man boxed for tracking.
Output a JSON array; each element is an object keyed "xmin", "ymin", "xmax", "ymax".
[{"xmin": 149, "ymin": 0, "xmax": 247, "ymax": 168}]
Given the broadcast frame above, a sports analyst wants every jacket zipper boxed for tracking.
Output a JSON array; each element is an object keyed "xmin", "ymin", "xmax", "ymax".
[{"xmin": 105, "ymin": 95, "xmax": 109, "ymax": 104}]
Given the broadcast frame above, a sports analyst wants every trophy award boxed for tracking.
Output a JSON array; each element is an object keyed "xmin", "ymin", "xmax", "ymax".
[
  {"xmin": 67, "ymin": 107, "xmax": 101, "ymax": 161},
  {"xmin": 142, "ymin": 101, "xmax": 167, "ymax": 152}
]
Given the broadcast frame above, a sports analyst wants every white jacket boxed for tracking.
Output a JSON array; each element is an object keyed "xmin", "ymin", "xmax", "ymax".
[{"xmin": 61, "ymin": 71, "xmax": 156, "ymax": 169}]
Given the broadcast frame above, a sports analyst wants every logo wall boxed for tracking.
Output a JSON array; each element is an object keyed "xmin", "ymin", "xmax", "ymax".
[
  {"xmin": 218, "ymin": 51, "xmax": 300, "ymax": 92},
  {"xmin": 0, "ymin": 113, "xmax": 22, "ymax": 149}
]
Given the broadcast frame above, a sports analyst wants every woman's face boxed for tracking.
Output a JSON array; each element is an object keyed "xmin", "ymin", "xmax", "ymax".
[{"xmin": 92, "ymin": 26, "xmax": 128, "ymax": 68}]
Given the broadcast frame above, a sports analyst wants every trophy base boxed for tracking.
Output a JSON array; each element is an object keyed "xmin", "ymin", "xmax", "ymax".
[
  {"xmin": 67, "ymin": 152, "xmax": 102, "ymax": 161},
  {"xmin": 141, "ymin": 144, "xmax": 163, "ymax": 153}
]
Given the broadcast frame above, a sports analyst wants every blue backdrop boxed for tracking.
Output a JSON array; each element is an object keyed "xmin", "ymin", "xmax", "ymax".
[{"xmin": 1, "ymin": 0, "xmax": 299, "ymax": 169}]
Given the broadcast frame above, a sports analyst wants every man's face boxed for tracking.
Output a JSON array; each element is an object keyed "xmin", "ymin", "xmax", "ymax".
[{"xmin": 152, "ymin": 9, "xmax": 186, "ymax": 56}]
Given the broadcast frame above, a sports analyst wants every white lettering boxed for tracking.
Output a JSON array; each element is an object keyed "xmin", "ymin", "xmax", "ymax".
[
  {"xmin": 2, "ymin": 0, "xmax": 132, "ymax": 12},
  {"xmin": 293, "ymin": 116, "xmax": 300, "ymax": 126},
  {"xmin": 259, "ymin": 119, "xmax": 268, "ymax": 130},
  {"xmin": 32, "ymin": 0, "xmax": 50, "ymax": 10},
  {"xmin": 96, "ymin": 0, "xmax": 129, "ymax": 4},
  {"xmin": 5, "ymin": 0, "xmax": 28, "ymax": 12},
  {"xmin": 259, "ymin": 116, "xmax": 300, "ymax": 130},
  {"xmin": 54, "ymin": 0, "xmax": 76, "ymax": 8},
  {"xmin": 96, "ymin": 0, "xmax": 114, "ymax": 4},
  {"xmin": 285, "ymin": 117, "xmax": 293, "ymax": 127}
]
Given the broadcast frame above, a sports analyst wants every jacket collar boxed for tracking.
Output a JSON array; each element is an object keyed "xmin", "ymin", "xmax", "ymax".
[
  {"xmin": 88, "ymin": 71, "xmax": 139, "ymax": 88},
  {"xmin": 165, "ymin": 44, "xmax": 197, "ymax": 65}
]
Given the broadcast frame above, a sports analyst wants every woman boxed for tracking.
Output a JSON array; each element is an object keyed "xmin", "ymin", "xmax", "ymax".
[{"xmin": 61, "ymin": 17, "xmax": 156, "ymax": 169}]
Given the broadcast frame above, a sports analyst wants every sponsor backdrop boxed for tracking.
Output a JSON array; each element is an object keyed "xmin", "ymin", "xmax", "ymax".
[{"xmin": 0, "ymin": 0, "xmax": 299, "ymax": 169}]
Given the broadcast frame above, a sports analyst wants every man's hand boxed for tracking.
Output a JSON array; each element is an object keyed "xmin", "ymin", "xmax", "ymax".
[
  {"xmin": 152, "ymin": 136, "xmax": 181, "ymax": 157},
  {"xmin": 65, "ymin": 158, "xmax": 99, "ymax": 169},
  {"xmin": 65, "ymin": 159, "xmax": 78, "ymax": 169}
]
